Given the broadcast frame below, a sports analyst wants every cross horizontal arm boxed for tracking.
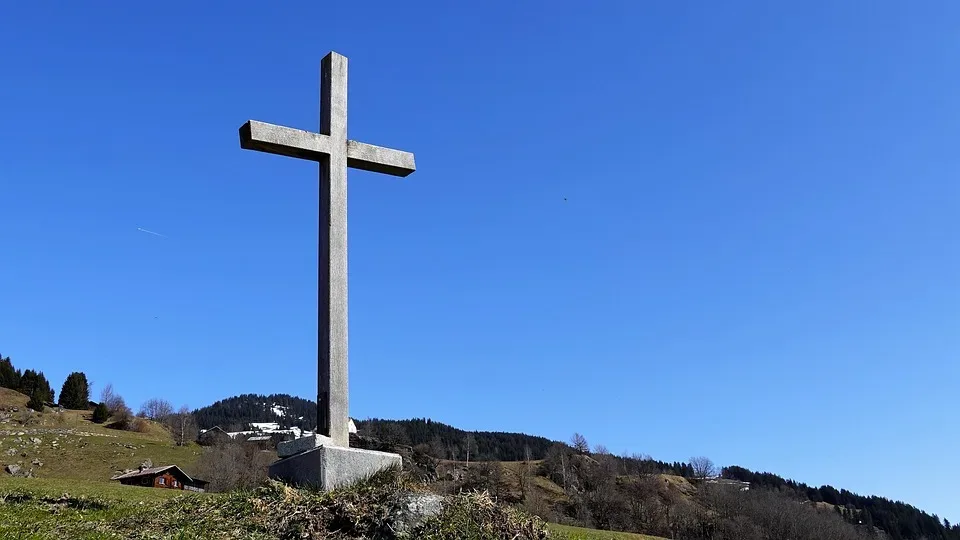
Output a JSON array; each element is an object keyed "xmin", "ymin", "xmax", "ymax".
[
  {"xmin": 239, "ymin": 120, "xmax": 332, "ymax": 161},
  {"xmin": 346, "ymin": 141, "xmax": 416, "ymax": 177},
  {"xmin": 240, "ymin": 120, "xmax": 416, "ymax": 177}
]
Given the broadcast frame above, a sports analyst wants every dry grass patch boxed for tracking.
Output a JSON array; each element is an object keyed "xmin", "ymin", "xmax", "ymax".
[{"xmin": 549, "ymin": 523, "xmax": 667, "ymax": 540}]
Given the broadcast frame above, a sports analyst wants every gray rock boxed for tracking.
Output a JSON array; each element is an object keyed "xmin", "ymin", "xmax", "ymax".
[
  {"xmin": 30, "ymin": 437, "xmax": 41, "ymax": 445},
  {"xmin": 31, "ymin": 459, "xmax": 42, "ymax": 467},
  {"xmin": 5, "ymin": 464, "xmax": 21, "ymax": 476},
  {"xmin": 139, "ymin": 458, "xmax": 153, "ymax": 469},
  {"xmin": 5, "ymin": 448, "xmax": 17, "ymax": 456},
  {"xmin": 392, "ymin": 493, "xmax": 444, "ymax": 536}
]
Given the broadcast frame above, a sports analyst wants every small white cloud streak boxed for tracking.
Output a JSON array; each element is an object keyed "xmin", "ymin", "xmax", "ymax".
[{"xmin": 137, "ymin": 227, "xmax": 167, "ymax": 238}]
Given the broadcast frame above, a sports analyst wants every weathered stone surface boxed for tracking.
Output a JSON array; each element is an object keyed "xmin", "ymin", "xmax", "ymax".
[
  {"xmin": 239, "ymin": 121, "xmax": 333, "ymax": 161},
  {"xmin": 346, "ymin": 140, "xmax": 416, "ymax": 176},
  {"xmin": 276, "ymin": 434, "xmax": 334, "ymax": 458},
  {"xmin": 268, "ymin": 445, "xmax": 402, "ymax": 491}
]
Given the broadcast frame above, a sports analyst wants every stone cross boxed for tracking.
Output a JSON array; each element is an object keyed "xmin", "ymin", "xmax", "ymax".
[{"xmin": 239, "ymin": 52, "xmax": 415, "ymax": 449}]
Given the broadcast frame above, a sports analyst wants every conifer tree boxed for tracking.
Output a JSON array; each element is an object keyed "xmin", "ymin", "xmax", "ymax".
[
  {"xmin": 19, "ymin": 369, "xmax": 54, "ymax": 403},
  {"xmin": 27, "ymin": 387, "xmax": 46, "ymax": 411},
  {"xmin": 58, "ymin": 372, "xmax": 90, "ymax": 409},
  {"xmin": 0, "ymin": 356, "xmax": 20, "ymax": 389}
]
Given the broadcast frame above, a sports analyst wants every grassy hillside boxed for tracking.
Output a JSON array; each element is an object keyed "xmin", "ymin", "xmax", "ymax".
[
  {"xmin": 0, "ymin": 468, "xmax": 550, "ymax": 540},
  {"xmin": 0, "ymin": 387, "xmax": 202, "ymax": 484}
]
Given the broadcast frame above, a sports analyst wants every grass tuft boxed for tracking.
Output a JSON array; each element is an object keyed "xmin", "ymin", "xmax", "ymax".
[{"xmin": 416, "ymin": 490, "xmax": 550, "ymax": 540}]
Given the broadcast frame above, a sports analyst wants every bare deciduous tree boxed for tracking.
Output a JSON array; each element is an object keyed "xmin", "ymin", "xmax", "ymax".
[
  {"xmin": 571, "ymin": 432, "xmax": 589, "ymax": 454},
  {"xmin": 690, "ymin": 455, "xmax": 717, "ymax": 480},
  {"xmin": 593, "ymin": 444, "xmax": 610, "ymax": 455},
  {"xmin": 517, "ymin": 460, "xmax": 531, "ymax": 501},
  {"xmin": 168, "ymin": 405, "xmax": 197, "ymax": 446},
  {"xmin": 99, "ymin": 383, "xmax": 125, "ymax": 414},
  {"xmin": 464, "ymin": 434, "xmax": 477, "ymax": 464},
  {"xmin": 139, "ymin": 398, "xmax": 174, "ymax": 420},
  {"xmin": 194, "ymin": 439, "xmax": 272, "ymax": 492}
]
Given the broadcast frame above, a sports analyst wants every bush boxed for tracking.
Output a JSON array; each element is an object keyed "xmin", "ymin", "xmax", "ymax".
[
  {"xmin": 106, "ymin": 399, "xmax": 134, "ymax": 430},
  {"xmin": 92, "ymin": 402, "xmax": 110, "ymax": 423},
  {"xmin": 132, "ymin": 417, "xmax": 152, "ymax": 433}
]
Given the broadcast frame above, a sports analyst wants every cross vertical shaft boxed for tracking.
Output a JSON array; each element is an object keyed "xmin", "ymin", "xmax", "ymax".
[{"xmin": 318, "ymin": 52, "xmax": 350, "ymax": 447}]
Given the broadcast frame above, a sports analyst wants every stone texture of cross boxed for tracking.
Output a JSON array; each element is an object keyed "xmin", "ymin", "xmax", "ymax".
[{"xmin": 239, "ymin": 51, "xmax": 415, "ymax": 448}]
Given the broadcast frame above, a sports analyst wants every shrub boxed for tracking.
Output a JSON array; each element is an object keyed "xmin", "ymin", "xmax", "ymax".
[
  {"xmin": 106, "ymin": 399, "xmax": 134, "ymax": 430},
  {"xmin": 92, "ymin": 402, "xmax": 110, "ymax": 423},
  {"xmin": 132, "ymin": 417, "xmax": 152, "ymax": 433}
]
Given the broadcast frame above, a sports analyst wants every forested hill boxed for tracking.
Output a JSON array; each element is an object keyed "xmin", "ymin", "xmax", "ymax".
[
  {"xmin": 355, "ymin": 418, "xmax": 557, "ymax": 462},
  {"xmin": 192, "ymin": 395, "xmax": 957, "ymax": 540},
  {"xmin": 192, "ymin": 393, "xmax": 317, "ymax": 432},
  {"xmin": 723, "ymin": 466, "xmax": 959, "ymax": 540}
]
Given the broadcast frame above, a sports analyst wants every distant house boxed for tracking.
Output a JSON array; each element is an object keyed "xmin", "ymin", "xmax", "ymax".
[
  {"xmin": 197, "ymin": 426, "xmax": 232, "ymax": 446},
  {"xmin": 111, "ymin": 465, "xmax": 209, "ymax": 493}
]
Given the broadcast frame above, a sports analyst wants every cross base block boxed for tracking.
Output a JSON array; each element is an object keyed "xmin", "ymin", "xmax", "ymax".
[
  {"xmin": 276, "ymin": 434, "xmax": 335, "ymax": 458},
  {"xmin": 268, "ymin": 444, "xmax": 402, "ymax": 491}
]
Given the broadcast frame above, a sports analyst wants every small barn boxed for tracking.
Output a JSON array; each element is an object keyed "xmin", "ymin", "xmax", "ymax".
[{"xmin": 111, "ymin": 465, "xmax": 209, "ymax": 492}]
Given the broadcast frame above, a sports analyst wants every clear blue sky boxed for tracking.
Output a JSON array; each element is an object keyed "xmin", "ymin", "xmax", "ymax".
[{"xmin": 1, "ymin": 1, "xmax": 957, "ymax": 521}]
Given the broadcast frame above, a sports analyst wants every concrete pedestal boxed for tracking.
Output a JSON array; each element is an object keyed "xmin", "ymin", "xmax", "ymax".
[
  {"xmin": 276, "ymin": 434, "xmax": 334, "ymax": 458},
  {"xmin": 268, "ymin": 444, "xmax": 402, "ymax": 491}
]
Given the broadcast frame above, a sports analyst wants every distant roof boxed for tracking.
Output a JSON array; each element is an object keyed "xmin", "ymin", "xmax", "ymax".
[
  {"xmin": 111, "ymin": 465, "xmax": 194, "ymax": 482},
  {"xmin": 246, "ymin": 436, "xmax": 272, "ymax": 441}
]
